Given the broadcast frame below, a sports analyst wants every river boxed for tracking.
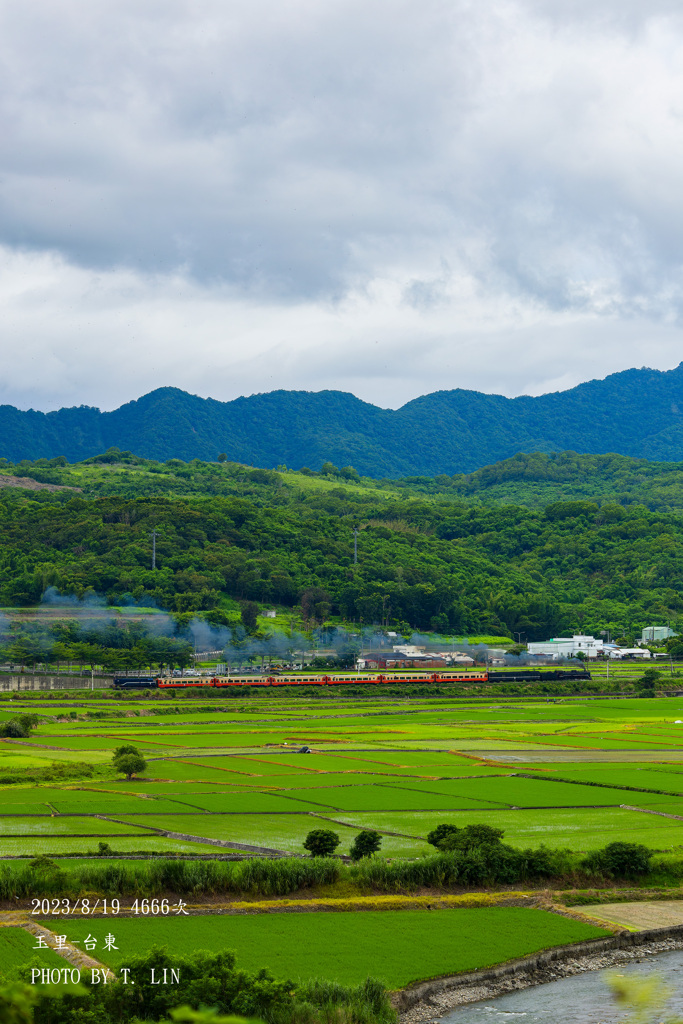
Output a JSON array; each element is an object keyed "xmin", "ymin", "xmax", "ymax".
[{"xmin": 441, "ymin": 950, "xmax": 683, "ymax": 1023}]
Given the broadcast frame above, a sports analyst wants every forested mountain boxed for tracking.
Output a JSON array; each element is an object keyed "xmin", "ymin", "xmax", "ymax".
[
  {"xmin": 4, "ymin": 362, "xmax": 683, "ymax": 474},
  {"xmin": 1, "ymin": 452, "xmax": 683, "ymax": 642}
]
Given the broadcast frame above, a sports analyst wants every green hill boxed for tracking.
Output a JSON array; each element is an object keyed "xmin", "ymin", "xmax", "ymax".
[
  {"xmin": 0, "ymin": 450, "xmax": 682, "ymax": 641},
  {"xmin": 4, "ymin": 362, "xmax": 683, "ymax": 474},
  {"xmin": 7, "ymin": 446, "xmax": 683, "ymax": 513}
]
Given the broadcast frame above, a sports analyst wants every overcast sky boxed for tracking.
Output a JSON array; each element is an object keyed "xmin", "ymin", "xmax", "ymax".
[{"xmin": 2, "ymin": 0, "xmax": 683, "ymax": 412}]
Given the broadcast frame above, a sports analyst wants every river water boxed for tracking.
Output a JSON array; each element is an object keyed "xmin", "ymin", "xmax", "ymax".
[{"xmin": 441, "ymin": 950, "xmax": 683, "ymax": 1024}]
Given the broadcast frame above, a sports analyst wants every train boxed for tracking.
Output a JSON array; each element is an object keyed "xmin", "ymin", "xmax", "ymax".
[{"xmin": 112, "ymin": 667, "xmax": 591, "ymax": 690}]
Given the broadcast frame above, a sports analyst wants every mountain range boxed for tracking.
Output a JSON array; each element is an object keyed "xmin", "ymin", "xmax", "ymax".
[{"xmin": 4, "ymin": 362, "xmax": 683, "ymax": 476}]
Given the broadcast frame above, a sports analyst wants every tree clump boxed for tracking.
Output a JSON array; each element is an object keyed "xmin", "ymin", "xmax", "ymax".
[
  {"xmin": 349, "ymin": 830, "xmax": 382, "ymax": 861},
  {"xmin": 637, "ymin": 668, "xmax": 660, "ymax": 696},
  {"xmin": 0, "ymin": 714, "xmax": 38, "ymax": 739},
  {"xmin": 427, "ymin": 823, "xmax": 504, "ymax": 851},
  {"xmin": 239, "ymin": 600, "xmax": 259, "ymax": 633},
  {"xmin": 303, "ymin": 829, "xmax": 340, "ymax": 857},
  {"xmin": 582, "ymin": 841, "xmax": 652, "ymax": 878},
  {"xmin": 427, "ymin": 823, "xmax": 460, "ymax": 848},
  {"xmin": 112, "ymin": 745, "xmax": 146, "ymax": 780}
]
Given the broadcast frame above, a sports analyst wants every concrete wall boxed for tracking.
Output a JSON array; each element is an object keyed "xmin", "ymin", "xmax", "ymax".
[
  {"xmin": 392, "ymin": 924, "xmax": 683, "ymax": 1011},
  {"xmin": 0, "ymin": 673, "xmax": 112, "ymax": 692}
]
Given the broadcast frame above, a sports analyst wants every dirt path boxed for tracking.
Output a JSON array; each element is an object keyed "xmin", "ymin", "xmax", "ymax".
[
  {"xmin": 621, "ymin": 803, "xmax": 683, "ymax": 821},
  {"xmin": 0, "ymin": 911, "xmax": 114, "ymax": 977},
  {"xmin": 581, "ymin": 900, "xmax": 683, "ymax": 931}
]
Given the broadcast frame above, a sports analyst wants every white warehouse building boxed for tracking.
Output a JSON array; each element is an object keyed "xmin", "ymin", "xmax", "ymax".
[
  {"xmin": 527, "ymin": 635, "xmax": 603, "ymax": 660},
  {"xmin": 528, "ymin": 635, "xmax": 652, "ymax": 660}
]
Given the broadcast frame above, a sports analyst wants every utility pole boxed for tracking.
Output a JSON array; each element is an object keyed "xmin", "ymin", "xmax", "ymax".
[
  {"xmin": 353, "ymin": 527, "xmax": 358, "ymax": 565},
  {"xmin": 150, "ymin": 529, "xmax": 159, "ymax": 570}
]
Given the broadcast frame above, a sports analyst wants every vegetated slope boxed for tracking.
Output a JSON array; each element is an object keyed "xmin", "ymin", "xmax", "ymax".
[
  {"xmin": 407, "ymin": 451, "xmax": 683, "ymax": 511},
  {"xmin": 7, "ymin": 448, "xmax": 683, "ymax": 513},
  {"xmin": 4, "ymin": 362, "xmax": 683, "ymax": 473},
  {"xmin": 1, "ymin": 473, "xmax": 683, "ymax": 639}
]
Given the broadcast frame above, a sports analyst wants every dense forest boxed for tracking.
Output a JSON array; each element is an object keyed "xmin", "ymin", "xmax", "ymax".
[
  {"xmin": 3, "ymin": 362, "xmax": 683, "ymax": 473},
  {"xmin": 0, "ymin": 451, "xmax": 682, "ymax": 642},
  {"xmin": 7, "ymin": 445, "xmax": 683, "ymax": 511}
]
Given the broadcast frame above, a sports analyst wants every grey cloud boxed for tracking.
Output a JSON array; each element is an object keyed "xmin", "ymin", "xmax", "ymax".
[
  {"xmin": 2, "ymin": 0, "xmax": 682, "ymax": 306},
  {"xmin": 2, "ymin": 1, "xmax": 683, "ymax": 409}
]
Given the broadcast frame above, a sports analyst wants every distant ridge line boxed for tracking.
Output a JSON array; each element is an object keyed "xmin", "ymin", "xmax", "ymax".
[{"xmin": 2, "ymin": 363, "xmax": 683, "ymax": 475}]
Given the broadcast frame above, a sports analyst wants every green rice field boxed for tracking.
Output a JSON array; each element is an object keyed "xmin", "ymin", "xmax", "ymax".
[
  {"xmin": 0, "ymin": 927, "xmax": 66, "ymax": 973},
  {"xmin": 65, "ymin": 907, "xmax": 609, "ymax": 987},
  {"xmin": 4, "ymin": 694, "xmax": 683, "ymax": 858}
]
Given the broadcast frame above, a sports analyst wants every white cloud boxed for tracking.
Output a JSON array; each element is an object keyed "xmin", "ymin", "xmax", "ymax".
[
  {"xmin": 1, "ymin": 0, "xmax": 683, "ymax": 410},
  {"xmin": 1, "ymin": 245, "xmax": 681, "ymax": 412}
]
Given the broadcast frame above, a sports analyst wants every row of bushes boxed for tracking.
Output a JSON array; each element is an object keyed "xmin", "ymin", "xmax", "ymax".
[
  {"xmin": 0, "ymin": 761, "xmax": 97, "ymax": 785},
  {"xmin": 1, "ymin": 841, "xmax": 657, "ymax": 900}
]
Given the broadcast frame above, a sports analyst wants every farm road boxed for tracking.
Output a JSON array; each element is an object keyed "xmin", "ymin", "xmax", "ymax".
[
  {"xmin": 0, "ymin": 911, "xmax": 113, "ymax": 977},
  {"xmin": 582, "ymin": 900, "xmax": 683, "ymax": 931}
]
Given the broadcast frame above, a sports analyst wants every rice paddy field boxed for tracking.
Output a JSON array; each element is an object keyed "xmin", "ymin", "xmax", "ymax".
[
  {"xmin": 59, "ymin": 907, "xmax": 609, "ymax": 987},
  {"xmin": 0, "ymin": 926, "xmax": 66, "ymax": 973},
  {"xmin": 3, "ymin": 693, "xmax": 683, "ymax": 858},
  {"xmin": 5, "ymin": 691, "xmax": 683, "ymax": 995}
]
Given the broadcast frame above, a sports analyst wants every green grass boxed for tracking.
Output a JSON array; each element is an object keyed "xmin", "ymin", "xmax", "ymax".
[
  {"xmin": 383, "ymin": 776, "xmax": 676, "ymax": 808},
  {"xmin": 549, "ymin": 767, "xmax": 683, "ymax": 793},
  {"xmin": 23, "ymin": 736, "xmax": 169, "ymax": 751},
  {"xmin": 277, "ymin": 784, "xmax": 499, "ymax": 812},
  {"xmin": 157, "ymin": 791, "xmax": 334, "ymax": 813},
  {"xmin": 0, "ymin": 752, "xmax": 56, "ymax": 768},
  {"xmin": 348, "ymin": 751, "xmax": 496, "ymax": 767},
  {"xmin": 215, "ymin": 772, "xmax": 467, "ymax": 789},
  {"xmin": 112, "ymin": 812, "xmax": 427, "ymax": 856},
  {"xmin": 0, "ymin": 804, "xmax": 52, "ymax": 815},
  {"xmin": 76, "ymin": 908, "xmax": 608, "ymax": 987},
  {"xmin": 35, "ymin": 794, "xmax": 201, "ymax": 815},
  {"xmin": 636, "ymin": 801, "xmax": 683, "ymax": 817},
  {"xmin": 237, "ymin": 754, "xmax": 391, "ymax": 773},
  {"xmin": 0, "ymin": 816, "xmax": 154, "ymax": 836},
  {"xmin": 0, "ymin": 926, "xmax": 66, "ymax": 974},
  {"xmin": 331, "ymin": 806, "xmax": 683, "ymax": 851},
  {"xmin": 12, "ymin": 695, "xmax": 683, "ymax": 863},
  {"xmin": 178, "ymin": 753, "xmax": 313, "ymax": 774},
  {"xmin": 145, "ymin": 760, "xmax": 257, "ymax": 782},
  {"xmin": 0, "ymin": 835, "xmax": 224, "ymax": 856}
]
